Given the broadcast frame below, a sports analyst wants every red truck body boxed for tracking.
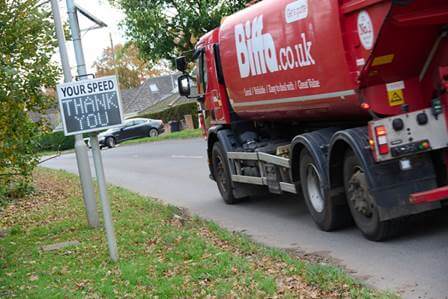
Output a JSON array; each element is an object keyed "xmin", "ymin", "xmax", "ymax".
[
  {"xmin": 220, "ymin": 0, "xmax": 363, "ymax": 122},
  {"xmin": 177, "ymin": 0, "xmax": 448, "ymax": 240},
  {"xmin": 201, "ymin": 0, "xmax": 448, "ymax": 122}
]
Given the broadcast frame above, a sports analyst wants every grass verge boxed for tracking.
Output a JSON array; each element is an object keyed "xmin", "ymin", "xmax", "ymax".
[
  {"xmin": 121, "ymin": 129, "xmax": 202, "ymax": 146},
  {"xmin": 0, "ymin": 168, "xmax": 395, "ymax": 298}
]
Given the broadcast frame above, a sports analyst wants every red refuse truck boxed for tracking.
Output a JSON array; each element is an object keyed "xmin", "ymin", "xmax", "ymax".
[{"xmin": 175, "ymin": 0, "xmax": 448, "ymax": 240}]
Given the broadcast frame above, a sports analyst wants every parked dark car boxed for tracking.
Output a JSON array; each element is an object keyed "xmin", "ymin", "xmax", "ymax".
[{"xmin": 85, "ymin": 118, "xmax": 164, "ymax": 148}]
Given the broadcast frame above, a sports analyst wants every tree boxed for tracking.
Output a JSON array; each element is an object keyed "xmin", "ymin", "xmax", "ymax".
[
  {"xmin": 110, "ymin": 0, "xmax": 253, "ymax": 65},
  {"xmin": 0, "ymin": 0, "xmax": 59, "ymax": 200},
  {"xmin": 93, "ymin": 42, "xmax": 168, "ymax": 89}
]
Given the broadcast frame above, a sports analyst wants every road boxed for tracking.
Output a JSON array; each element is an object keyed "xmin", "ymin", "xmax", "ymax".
[{"xmin": 42, "ymin": 138, "xmax": 448, "ymax": 298}]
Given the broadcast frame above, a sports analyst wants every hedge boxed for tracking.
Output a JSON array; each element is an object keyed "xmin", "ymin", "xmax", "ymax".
[
  {"xmin": 139, "ymin": 102, "xmax": 198, "ymax": 128},
  {"xmin": 37, "ymin": 131, "xmax": 75, "ymax": 152}
]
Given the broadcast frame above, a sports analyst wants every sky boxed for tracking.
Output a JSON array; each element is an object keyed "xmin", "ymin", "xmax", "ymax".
[{"xmin": 54, "ymin": 0, "xmax": 127, "ymax": 76}]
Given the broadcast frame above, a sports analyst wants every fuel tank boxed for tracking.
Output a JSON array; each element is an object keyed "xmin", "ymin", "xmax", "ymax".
[{"xmin": 218, "ymin": 0, "xmax": 448, "ymax": 122}]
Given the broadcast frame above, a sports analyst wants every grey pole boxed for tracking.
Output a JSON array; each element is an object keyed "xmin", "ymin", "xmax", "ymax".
[
  {"xmin": 90, "ymin": 134, "xmax": 118, "ymax": 261},
  {"xmin": 50, "ymin": 0, "xmax": 99, "ymax": 229},
  {"xmin": 66, "ymin": 0, "xmax": 118, "ymax": 261}
]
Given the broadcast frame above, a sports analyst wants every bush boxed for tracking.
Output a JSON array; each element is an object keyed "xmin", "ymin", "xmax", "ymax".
[
  {"xmin": 1, "ymin": 0, "xmax": 59, "ymax": 203},
  {"xmin": 37, "ymin": 131, "xmax": 75, "ymax": 152},
  {"xmin": 139, "ymin": 102, "xmax": 198, "ymax": 128}
]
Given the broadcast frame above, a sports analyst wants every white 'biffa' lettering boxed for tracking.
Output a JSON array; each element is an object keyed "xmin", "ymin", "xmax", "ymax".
[
  {"xmin": 234, "ymin": 15, "xmax": 315, "ymax": 78},
  {"xmin": 235, "ymin": 16, "xmax": 278, "ymax": 78}
]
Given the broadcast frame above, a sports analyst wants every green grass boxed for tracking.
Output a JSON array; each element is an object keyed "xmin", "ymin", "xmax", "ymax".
[
  {"xmin": 121, "ymin": 129, "xmax": 202, "ymax": 146},
  {"xmin": 0, "ymin": 168, "xmax": 396, "ymax": 298}
]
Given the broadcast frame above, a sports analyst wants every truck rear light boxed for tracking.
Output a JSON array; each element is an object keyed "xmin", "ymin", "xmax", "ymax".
[
  {"xmin": 375, "ymin": 126, "xmax": 387, "ymax": 136},
  {"xmin": 369, "ymin": 139, "xmax": 375, "ymax": 150},
  {"xmin": 419, "ymin": 141, "xmax": 430, "ymax": 150},
  {"xmin": 360, "ymin": 102, "xmax": 371, "ymax": 110},
  {"xmin": 375, "ymin": 125, "xmax": 389, "ymax": 155},
  {"xmin": 378, "ymin": 144, "xmax": 389, "ymax": 155}
]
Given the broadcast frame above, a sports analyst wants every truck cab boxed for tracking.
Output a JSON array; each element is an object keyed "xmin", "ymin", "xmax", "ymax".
[{"xmin": 192, "ymin": 29, "xmax": 232, "ymax": 129}]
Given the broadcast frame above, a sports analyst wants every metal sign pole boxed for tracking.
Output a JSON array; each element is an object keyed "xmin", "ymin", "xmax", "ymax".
[
  {"xmin": 66, "ymin": 0, "xmax": 118, "ymax": 261},
  {"xmin": 90, "ymin": 134, "xmax": 118, "ymax": 261},
  {"xmin": 50, "ymin": 0, "xmax": 99, "ymax": 229}
]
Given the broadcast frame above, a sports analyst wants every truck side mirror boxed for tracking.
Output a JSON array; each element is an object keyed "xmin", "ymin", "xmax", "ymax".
[
  {"xmin": 176, "ymin": 56, "xmax": 187, "ymax": 72},
  {"xmin": 178, "ymin": 74, "xmax": 191, "ymax": 97}
]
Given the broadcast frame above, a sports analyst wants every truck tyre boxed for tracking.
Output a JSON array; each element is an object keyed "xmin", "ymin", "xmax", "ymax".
[
  {"xmin": 212, "ymin": 142, "xmax": 240, "ymax": 204},
  {"xmin": 343, "ymin": 150, "xmax": 399, "ymax": 241},
  {"xmin": 300, "ymin": 150, "xmax": 351, "ymax": 231}
]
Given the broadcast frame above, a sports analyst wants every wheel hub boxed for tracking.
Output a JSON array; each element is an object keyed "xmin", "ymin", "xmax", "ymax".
[
  {"xmin": 150, "ymin": 130, "xmax": 158, "ymax": 137},
  {"xmin": 215, "ymin": 156, "xmax": 228, "ymax": 193},
  {"xmin": 306, "ymin": 164, "xmax": 324, "ymax": 213},
  {"xmin": 348, "ymin": 170, "xmax": 374, "ymax": 217}
]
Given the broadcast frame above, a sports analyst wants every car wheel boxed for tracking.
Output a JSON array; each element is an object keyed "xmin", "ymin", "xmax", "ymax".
[
  {"xmin": 300, "ymin": 150, "xmax": 352, "ymax": 231},
  {"xmin": 105, "ymin": 137, "xmax": 116, "ymax": 148},
  {"xmin": 149, "ymin": 128, "xmax": 158, "ymax": 138},
  {"xmin": 343, "ymin": 150, "xmax": 402, "ymax": 241},
  {"xmin": 212, "ymin": 142, "xmax": 240, "ymax": 204}
]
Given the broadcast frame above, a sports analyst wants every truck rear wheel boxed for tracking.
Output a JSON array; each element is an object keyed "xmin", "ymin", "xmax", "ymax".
[
  {"xmin": 300, "ymin": 150, "xmax": 351, "ymax": 231},
  {"xmin": 212, "ymin": 143, "xmax": 240, "ymax": 204},
  {"xmin": 343, "ymin": 150, "xmax": 399, "ymax": 241}
]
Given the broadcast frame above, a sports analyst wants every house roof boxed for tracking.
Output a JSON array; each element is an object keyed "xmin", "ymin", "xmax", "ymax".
[
  {"xmin": 140, "ymin": 92, "xmax": 195, "ymax": 115},
  {"xmin": 121, "ymin": 73, "xmax": 183, "ymax": 116}
]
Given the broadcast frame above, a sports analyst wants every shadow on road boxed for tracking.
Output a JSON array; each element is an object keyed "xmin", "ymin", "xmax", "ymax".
[
  {"xmin": 238, "ymin": 192, "xmax": 448, "ymax": 243},
  {"xmin": 395, "ymin": 207, "xmax": 448, "ymax": 241}
]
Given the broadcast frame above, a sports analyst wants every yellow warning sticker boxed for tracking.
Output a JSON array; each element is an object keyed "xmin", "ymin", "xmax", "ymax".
[
  {"xmin": 386, "ymin": 81, "xmax": 405, "ymax": 107},
  {"xmin": 372, "ymin": 54, "xmax": 395, "ymax": 67},
  {"xmin": 387, "ymin": 89, "xmax": 405, "ymax": 106}
]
